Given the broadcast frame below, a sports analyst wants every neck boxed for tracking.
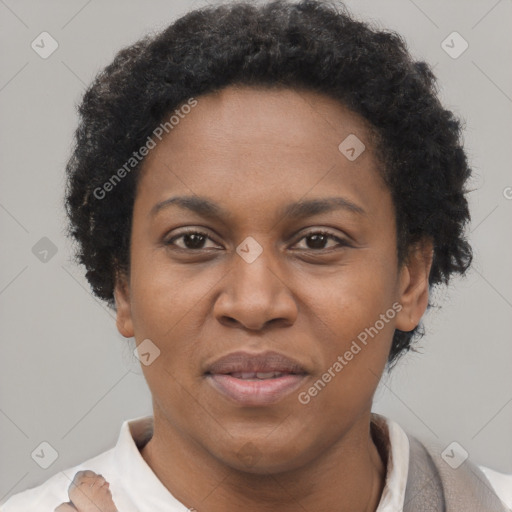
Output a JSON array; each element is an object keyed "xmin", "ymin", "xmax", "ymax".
[{"xmin": 140, "ymin": 409, "xmax": 386, "ymax": 512}]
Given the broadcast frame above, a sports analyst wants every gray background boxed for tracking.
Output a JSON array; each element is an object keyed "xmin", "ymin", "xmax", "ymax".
[{"xmin": 1, "ymin": 0, "xmax": 511, "ymax": 502}]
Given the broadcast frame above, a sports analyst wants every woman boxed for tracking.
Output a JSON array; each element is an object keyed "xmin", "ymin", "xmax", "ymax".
[{"xmin": 3, "ymin": 1, "xmax": 511, "ymax": 510}]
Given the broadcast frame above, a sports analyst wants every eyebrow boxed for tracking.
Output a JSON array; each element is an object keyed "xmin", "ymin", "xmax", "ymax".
[{"xmin": 150, "ymin": 195, "xmax": 366, "ymax": 221}]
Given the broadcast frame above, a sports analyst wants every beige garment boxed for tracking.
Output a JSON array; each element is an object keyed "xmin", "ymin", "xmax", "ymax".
[{"xmin": 403, "ymin": 435, "xmax": 510, "ymax": 511}]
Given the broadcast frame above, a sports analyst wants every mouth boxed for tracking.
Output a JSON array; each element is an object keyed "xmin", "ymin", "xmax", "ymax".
[
  {"xmin": 228, "ymin": 371, "xmax": 294, "ymax": 380},
  {"xmin": 204, "ymin": 351, "xmax": 308, "ymax": 406}
]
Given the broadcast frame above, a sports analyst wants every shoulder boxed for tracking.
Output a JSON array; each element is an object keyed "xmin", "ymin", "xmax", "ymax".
[
  {"xmin": 479, "ymin": 465, "xmax": 512, "ymax": 510},
  {"xmin": 407, "ymin": 434, "xmax": 512, "ymax": 511},
  {"xmin": 0, "ymin": 448, "xmax": 115, "ymax": 512}
]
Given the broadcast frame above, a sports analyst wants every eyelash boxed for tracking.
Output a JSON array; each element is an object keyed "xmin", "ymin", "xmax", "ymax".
[{"xmin": 165, "ymin": 229, "xmax": 350, "ymax": 252}]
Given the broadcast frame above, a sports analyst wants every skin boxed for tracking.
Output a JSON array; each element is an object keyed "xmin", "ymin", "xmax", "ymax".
[
  {"xmin": 114, "ymin": 85, "xmax": 432, "ymax": 512},
  {"xmin": 54, "ymin": 470, "xmax": 118, "ymax": 512}
]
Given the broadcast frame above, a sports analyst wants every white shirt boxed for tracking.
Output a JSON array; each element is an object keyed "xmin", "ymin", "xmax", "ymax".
[{"xmin": 2, "ymin": 414, "xmax": 511, "ymax": 511}]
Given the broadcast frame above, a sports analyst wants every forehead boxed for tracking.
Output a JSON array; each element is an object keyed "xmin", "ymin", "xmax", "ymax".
[
  {"xmin": 149, "ymin": 85, "xmax": 377, "ymax": 158},
  {"xmin": 136, "ymin": 85, "xmax": 388, "ymax": 220}
]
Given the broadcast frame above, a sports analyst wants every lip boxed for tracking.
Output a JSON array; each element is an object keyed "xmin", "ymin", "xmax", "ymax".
[
  {"xmin": 206, "ymin": 373, "xmax": 307, "ymax": 406},
  {"xmin": 204, "ymin": 350, "xmax": 308, "ymax": 406},
  {"xmin": 204, "ymin": 350, "xmax": 308, "ymax": 374}
]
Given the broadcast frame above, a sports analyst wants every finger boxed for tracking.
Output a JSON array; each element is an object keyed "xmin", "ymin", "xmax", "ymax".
[
  {"xmin": 73, "ymin": 469, "xmax": 97, "ymax": 481},
  {"xmin": 55, "ymin": 502, "xmax": 77, "ymax": 512},
  {"xmin": 83, "ymin": 475, "xmax": 106, "ymax": 490},
  {"xmin": 69, "ymin": 470, "xmax": 99, "ymax": 494},
  {"xmin": 94, "ymin": 476, "xmax": 106, "ymax": 486}
]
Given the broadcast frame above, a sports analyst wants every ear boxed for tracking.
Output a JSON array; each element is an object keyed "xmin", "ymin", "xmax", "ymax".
[
  {"xmin": 395, "ymin": 238, "xmax": 434, "ymax": 332},
  {"xmin": 113, "ymin": 270, "xmax": 134, "ymax": 338}
]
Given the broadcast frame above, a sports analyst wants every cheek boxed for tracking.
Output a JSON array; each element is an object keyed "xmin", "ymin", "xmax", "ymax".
[
  {"xmin": 314, "ymin": 254, "xmax": 399, "ymax": 331},
  {"xmin": 127, "ymin": 248, "xmax": 227, "ymax": 379},
  {"xmin": 305, "ymin": 252, "xmax": 399, "ymax": 391},
  {"xmin": 299, "ymin": 269, "xmax": 397, "ymax": 420},
  {"xmin": 128, "ymin": 247, "xmax": 210, "ymax": 332}
]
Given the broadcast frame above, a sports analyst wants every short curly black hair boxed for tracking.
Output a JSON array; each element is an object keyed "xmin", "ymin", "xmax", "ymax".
[{"xmin": 64, "ymin": 0, "xmax": 472, "ymax": 367}]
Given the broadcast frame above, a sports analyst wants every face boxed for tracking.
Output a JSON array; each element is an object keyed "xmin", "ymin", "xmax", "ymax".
[{"xmin": 115, "ymin": 85, "xmax": 431, "ymax": 474}]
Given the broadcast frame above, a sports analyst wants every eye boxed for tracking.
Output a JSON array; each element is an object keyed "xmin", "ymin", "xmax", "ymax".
[
  {"xmin": 165, "ymin": 229, "xmax": 350, "ymax": 252},
  {"xmin": 165, "ymin": 230, "xmax": 220, "ymax": 250},
  {"xmin": 292, "ymin": 230, "xmax": 349, "ymax": 251}
]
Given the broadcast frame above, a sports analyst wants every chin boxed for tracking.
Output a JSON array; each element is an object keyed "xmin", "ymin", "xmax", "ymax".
[{"xmin": 212, "ymin": 434, "xmax": 313, "ymax": 475}]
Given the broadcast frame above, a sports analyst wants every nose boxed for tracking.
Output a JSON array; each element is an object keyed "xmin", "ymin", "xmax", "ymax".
[{"xmin": 213, "ymin": 244, "xmax": 298, "ymax": 331}]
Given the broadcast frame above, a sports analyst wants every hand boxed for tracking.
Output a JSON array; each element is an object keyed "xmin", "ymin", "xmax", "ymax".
[{"xmin": 54, "ymin": 470, "xmax": 119, "ymax": 512}]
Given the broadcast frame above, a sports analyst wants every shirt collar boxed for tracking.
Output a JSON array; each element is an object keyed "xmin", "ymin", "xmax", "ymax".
[
  {"xmin": 113, "ymin": 416, "xmax": 189, "ymax": 511},
  {"xmin": 371, "ymin": 412, "xmax": 410, "ymax": 511},
  {"xmin": 113, "ymin": 413, "xmax": 410, "ymax": 511}
]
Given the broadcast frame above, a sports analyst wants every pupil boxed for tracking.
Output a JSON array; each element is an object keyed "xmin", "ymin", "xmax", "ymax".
[
  {"xmin": 308, "ymin": 234, "xmax": 327, "ymax": 249},
  {"xmin": 181, "ymin": 234, "xmax": 328, "ymax": 250},
  {"xmin": 185, "ymin": 233, "xmax": 205, "ymax": 249}
]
